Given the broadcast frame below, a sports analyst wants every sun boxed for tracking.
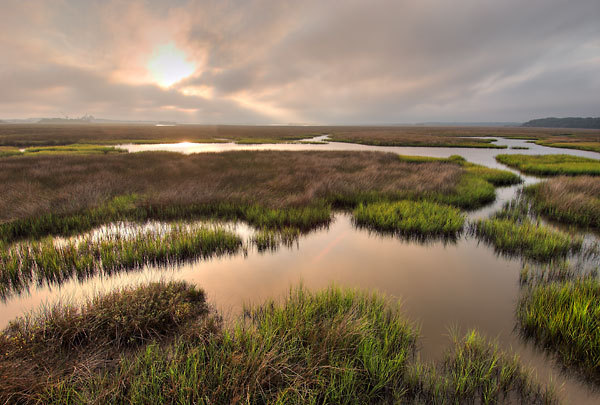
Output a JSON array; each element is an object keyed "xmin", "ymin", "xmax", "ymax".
[{"xmin": 147, "ymin": 42, "xmax": 196, "ymax": 88}]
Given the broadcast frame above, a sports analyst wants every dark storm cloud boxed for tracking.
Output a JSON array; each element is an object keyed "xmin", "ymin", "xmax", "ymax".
[{"xmin": 0, "ymin": 0, "xmax": 598, "ymax": 123}]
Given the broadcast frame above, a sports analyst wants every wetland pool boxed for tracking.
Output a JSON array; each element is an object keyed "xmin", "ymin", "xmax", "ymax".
[{"xmin": 3, "ymin": 136, "xmax": 600, "ymax": 403}]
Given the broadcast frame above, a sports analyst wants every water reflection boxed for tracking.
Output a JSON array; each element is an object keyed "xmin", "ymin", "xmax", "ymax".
[{"xmin": 120, "ymin": 135, "xmax": 600, "ymax": 169}]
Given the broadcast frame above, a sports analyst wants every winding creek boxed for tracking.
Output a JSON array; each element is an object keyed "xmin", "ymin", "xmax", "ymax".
[{"xmin": 3, "ymin": 136, "xmax": 600, "ymax": 403}]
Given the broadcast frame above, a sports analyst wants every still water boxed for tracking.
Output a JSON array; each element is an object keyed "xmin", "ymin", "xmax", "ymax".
[{"xmin": 2, "ymin": 136, "xmax": 600, "ymax": 403}]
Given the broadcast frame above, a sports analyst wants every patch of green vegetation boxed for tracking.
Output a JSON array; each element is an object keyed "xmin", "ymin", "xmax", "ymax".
[
  {"xmin": 464, "ymin": 166, "xmax": 522, "ymax": 186},
  {"xmin": 397, "ymin": 154, "xmax": 466, "ymax": 164},
  {"xmin": 0, "ymin": 151, "xmax": 518, "ymax": 242},
  {"xmin": 519, "ymin": 262, "xmax": 579, "ymax": 285},
  {"xmin": 473, "ymin": 217, "xmax": 582, "ymax": 261},
  {"xmin": 518, "ymin": 278, "xmax": 600, "ymax": 381},
  {"xmin": 525, "ymin": 178, "xmax": 600, "ymax": 229},
  {"xmin": 331, "ymin": 137, "xmax": 508, "ymax": 149},
  {"xmin": 130, "ymin": 138, "xmax": 230, "ymax": 144},
  {"xmin": 434, "ymin": 173, "xmax": 498, "ymax": 209},
  {"xmin": 354, "ymin": 200, "xmax": 465, "ymax": 238},
  {"xmin": 397, "ymin": 154, "xmax": 522, "ymax": 186},
  {"xmin": 295, "ymin": 140, "xmax": 328, "ymax": 144},
  {"xmin": 496, "ymin": 154, "xmax": 600, "ymax": 176},
  {"xmin": 325, "ymin": 171, "xmax": 498, "ymax": 212},
  {"xmin": 11, "ymin": 284, "xmax": 555, "ymax": 404},
  {"xmin": 0, "ymin": 197, "xmax": 331, "ymax": 244},
  {"xmin": 24, "ymin": 144, "xmax": 127, "ymax": 155},
  {"xmin": 536, "ymin": 141, "xmax": 600, "ymax": 153},
  {"xmin": 510, "ymin": 146, "xmax": 529, "ymax": 150},
  {"xmin": 0, "ymin": 146, "xmax": 23, "ymax": 157},
  {"xmin": 0, "ymin": 281, "xmax": 210, "ymax": 403},
  {"xmin": 405, "ymin": 330, "xmax": 556, "ymax": 404},
  {"xmin": 0, "ymin": 225, "xmax": 242, "ymax": 298},
  {"xmin": 234, "ymin": 136, "xmax": 308, "ymax": 144},
  {"xmin": 251, "ymin": 227, "xmax": 300, "ymax": 252}
]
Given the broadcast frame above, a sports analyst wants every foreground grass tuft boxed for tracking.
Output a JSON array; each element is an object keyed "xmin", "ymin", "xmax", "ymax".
[
  {"xmin": 354, "ymin": 200, "xmax": 465, "ymax": 238},
  {"xmin": 0, "ymin": 281, "xmax": 210, "ymax": 403},
  {"xmin": 0, "ymin": 284, "xmax": 557, "ymax": 404},
  {"xmin": 518, "ymin": 278, "xmax": 600, "ymax": 381},
  {"xmin": 406, "ymin": 330, "xmax": 556, "ymax": 404}
]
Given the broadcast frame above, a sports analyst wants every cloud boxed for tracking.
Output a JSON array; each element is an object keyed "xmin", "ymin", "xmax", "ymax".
[{"xmin": 0, "ymin": 0, "xmax": 598, "ymax": 123}]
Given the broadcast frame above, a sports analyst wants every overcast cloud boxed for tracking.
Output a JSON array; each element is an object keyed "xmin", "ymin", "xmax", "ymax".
[{"xmin": 0, "ymin": 0, "xmax": 598, "ymax": 123}]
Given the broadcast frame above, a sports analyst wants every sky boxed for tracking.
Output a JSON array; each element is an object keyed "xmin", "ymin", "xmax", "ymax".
[{"xmin": 0, "ymin": 0, "xmax": 598, "ymax": 124}]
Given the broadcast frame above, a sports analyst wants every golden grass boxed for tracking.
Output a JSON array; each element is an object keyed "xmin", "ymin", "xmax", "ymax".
[
  {"xmin": 0, "ymin": 150, "xmax": 464, "ymax": 224},
  {"xmin": 526, "ymin": 176, "xmax": 600, "ymax": 228},
  {"xmin": 1, "ymin": 123, "xmax": 598, "ymax": 147}
]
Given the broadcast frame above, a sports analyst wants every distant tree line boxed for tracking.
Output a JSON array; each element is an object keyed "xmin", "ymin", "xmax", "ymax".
[{"xmin": 522, "ymin": 117, "xmax": 600, "ymax": 129}]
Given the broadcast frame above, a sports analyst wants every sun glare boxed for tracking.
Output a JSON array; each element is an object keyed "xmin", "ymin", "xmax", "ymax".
[{"xmin": 147, "ymin": 42, "xmax": 196, "ymax": 88}]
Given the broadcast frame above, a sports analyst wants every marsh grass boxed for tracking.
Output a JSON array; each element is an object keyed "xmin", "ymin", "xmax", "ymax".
[
  {"xmin": 0, "ymin": 281, "xmax": 211, "ymax": 404},
  {"xmin": 4, "ymin": 123, "xmax": 594, "ymax": 148},
  {"xmin": 398, "ymin": 154, "xmax": 521, "ymax": 186},
  {"xmin": 23, "ymin": 144, "xmax": 126, "ymax": 155},
  {"xmin": 5, "ymin": 284, "xmax": 557, "ymax": 404},
  {"xmin": 0, "ymin": 225, "xmax": 242, "ymax": 298},
  {"xmin": 251, "ymin": 227, "xmax": 300, "ymax": 252},
  {"xmin": 353, "ymin": 200, "xmax": 465, "ymax": 238},
  {"xmin": 518, "ymin": 278, "xmax": 600, "ymax": 382},
  {"xmin": 535, "ymin": 140, "xmax": 600, "ymax": 153},
  {"xmin": 405, "ymin": 330, "xmax": 556, "ymax": 404},
  {"xmin": 473, "ymin": 217, "xmax": 582, "ymax": 261},
  {"xmin": 496, "ymin": 154, "xmax": 600, "ymax": 176},
  {"xmin": 0, "ymin": 150, "xmax": 510, "ymax": 242},
  {"xmin": 526, "ymin": 177, "xmax": 600, "ymax": 229},
  {"xmin": 519, "ymin": 262, "xmax": 582, "ymax": 285},
  {"xmin": 0, "ymin": 197, "xmax": 331, "ymax": 244},
  {"xmin": 464, "ymin": 166, "xmax": 522, "ymax": 186},
  {"xmin": 0, "ymin": 146, "xmax": 22, "ymax": 157},
  {"xmin": 331, "ymin": 133, "xmax": 508, "ymax": 148},
  {"xmin": 233, "ymin": 136, "xmax": 307, "ymax": 144}
]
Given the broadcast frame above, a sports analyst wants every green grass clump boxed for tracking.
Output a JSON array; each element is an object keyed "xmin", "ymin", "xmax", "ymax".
[
  {"xmin": 354, "ymin": 200, "xmax": 465, "ymax": 237},
  {"xmin": 464, "ymin": 166, "xmax": 522, "ymax": 186},
  {"xmin": 24, "ymin": 285, "xmax": 556, "ymax": 404},
  {"xmin": 397, "ymin": 154, "xmax": 467, "ymax": 164},
  {"xmin": 406, "ymin": 330, "xmax": 556, "ymax": 404},
  {"xmin": 535, "ymin": 140, "xmax": 600, "ymax": 153},
  {"xmin": 234, "ymin": 136, "xmax": 308, "ymax": 144},
  {"xmin": 0, "ymin": 281, "xmax": 211, "ymax": 403},
  {"xmin": 0, "ymin": 225, "xmax": 242, "ymax": 298},
  {"xmin": 24, "ymin": 144, "xmax": 126, "ymax": 155},
  {"xmin": 0, "ymin": 146, "xmax": 23, "ymax": 157},
  {"xmin": 331, "ymin": 137, "xmax": 508, "ymax": 149},
  {"xmin": 0, "ymin": 197, "xmax": 330, "ymax": 244},
  {"xmin": 251, "ymin": 227, "xmax": 300, "ymax": 252},
  {"xmin": 433, "ymin": 173, "xmax": 497, "ymax": 209},
  {"xmin": 496, "ymin": 154, "xmax": 600, "ymax": 176},
  {"xmin": 400, "ymin": 154, "xmax": 522, "ymax": 186},
  {"xmin": 525, "ymin": 177, "xmax": 600, "ymax": 229},
  {"xmin": 518, "ymin": 278, "xmax": 600, "ymax": 380},
  {"xmin": 37, "ymin": 286, "xmax": 421, "ymax": 404},
  {"xmin": 474, "ymin": 218, "xmax": 582, "ymax": 261}
]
